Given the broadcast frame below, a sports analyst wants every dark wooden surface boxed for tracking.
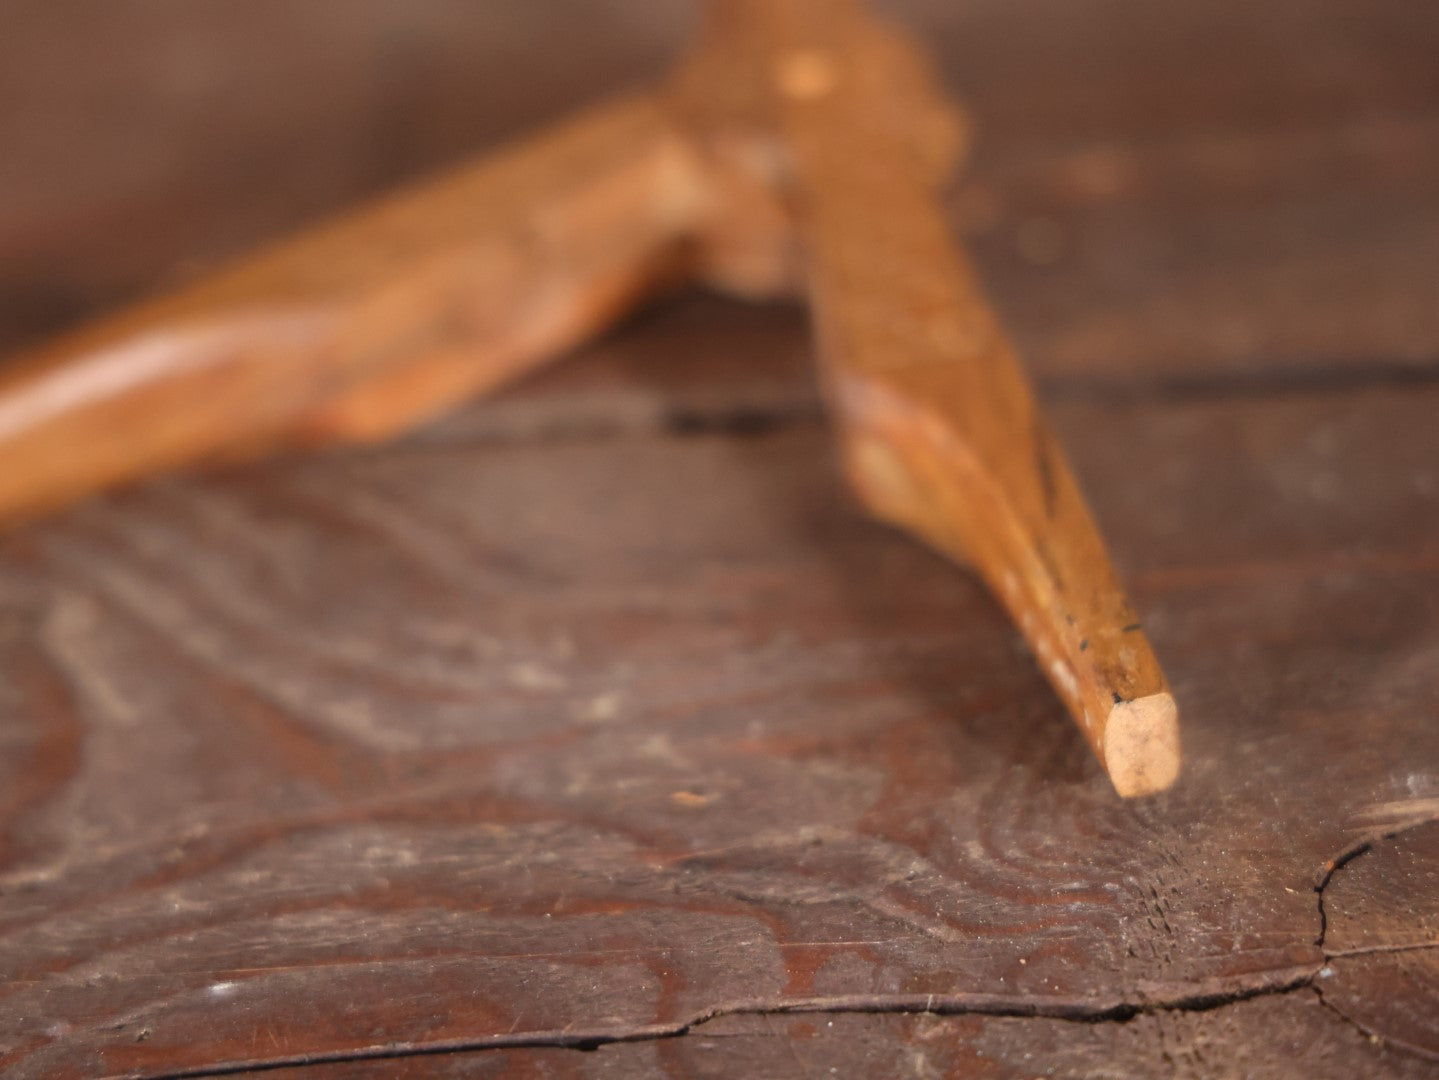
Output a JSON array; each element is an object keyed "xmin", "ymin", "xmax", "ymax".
[{"xmin": 2, "ymin": 2, "xmax": 1438, "ymax": 1077}]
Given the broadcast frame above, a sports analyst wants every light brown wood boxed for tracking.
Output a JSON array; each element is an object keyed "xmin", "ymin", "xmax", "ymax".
[
  {"xmin": 0, "ymin": 95, "xmax": 705, "ymax": 522},
  {"xmin": 670, "ymin": 0, "xmax": 1178, "ymax": 795},
  {"xmin": 0, "ymin": 0, "xmax": 1178, "ymax": 795}
]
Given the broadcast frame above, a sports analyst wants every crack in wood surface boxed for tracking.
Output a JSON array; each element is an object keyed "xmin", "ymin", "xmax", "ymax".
[
  {"xmin": 117, "ymin": 965, "xmax": 1321, "ymax": 1080},
  {"xmin": 97, "ymin": 815, "xmax": 1439, "ymax": 1080},
  {"xmin": 1311, "ymin": 811, "xmax": 1439, "ymax": 948},
  {"xmin": 1309, "ymin": 936, "xmax": 1439, "ymax": 1063},
  {"xmin": 1308, "ymin": 813, "xmax": 1439, "ymax": 1065},
  {"xmin": 1324, "ymin": 941, "xmax": 1439, "ymax": 959},
  {"xmin": 393, "ymin": 353, "xmax": 1439, "ymax": 453},
  {"xmin": 1312, "ymin": 990, "xmax": 1439, "ymax": 1066},
  {"xmin": 1036, "ymin": 357, "xmax": 1439, "ymax": 405}
]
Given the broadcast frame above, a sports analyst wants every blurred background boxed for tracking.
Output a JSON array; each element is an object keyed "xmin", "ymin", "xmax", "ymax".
[{"xmin": 3, "ymin": 0, "xmax": 1437, "ymax": 387}]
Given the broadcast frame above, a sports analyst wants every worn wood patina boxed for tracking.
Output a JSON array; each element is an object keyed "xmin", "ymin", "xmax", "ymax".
[{"xmin": 0, "ymin": 1, "xmax": 1436, "ymax": 1077}]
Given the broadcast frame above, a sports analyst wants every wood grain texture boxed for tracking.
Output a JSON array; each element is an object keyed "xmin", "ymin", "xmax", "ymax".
[
  {"xmin": 1320, "ymin": 817, "xmax": 1439, "ymax": 1061},
  {"xmin": 1, "ymin": 1, "xmax": 1437, "ymax": 1077},
  {"xmin": 0, "ymin": 317, "xmax": 1436, "ymax": 1077}
]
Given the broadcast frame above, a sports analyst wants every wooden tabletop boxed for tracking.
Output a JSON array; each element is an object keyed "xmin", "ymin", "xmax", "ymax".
[{"xmin": 2, "ymin": 3, "xmax": 1437, "ymax": 1077}]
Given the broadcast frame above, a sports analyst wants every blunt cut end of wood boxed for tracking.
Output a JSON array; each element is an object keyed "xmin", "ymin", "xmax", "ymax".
[{"xmin": 1103, "ymin": 693, "xmax": 1181, "ymax": 797}]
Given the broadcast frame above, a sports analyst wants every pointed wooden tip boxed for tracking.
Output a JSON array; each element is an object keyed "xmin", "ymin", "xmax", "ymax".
[{"xmin": 1104, "ymin": 692, "xmax": 1180, "ymax": 798}]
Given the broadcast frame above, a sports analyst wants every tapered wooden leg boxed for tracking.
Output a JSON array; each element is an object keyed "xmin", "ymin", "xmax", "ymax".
[{"xmin": 692, "ymin": 0, "xmax": 1180, "ymax": 795}]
